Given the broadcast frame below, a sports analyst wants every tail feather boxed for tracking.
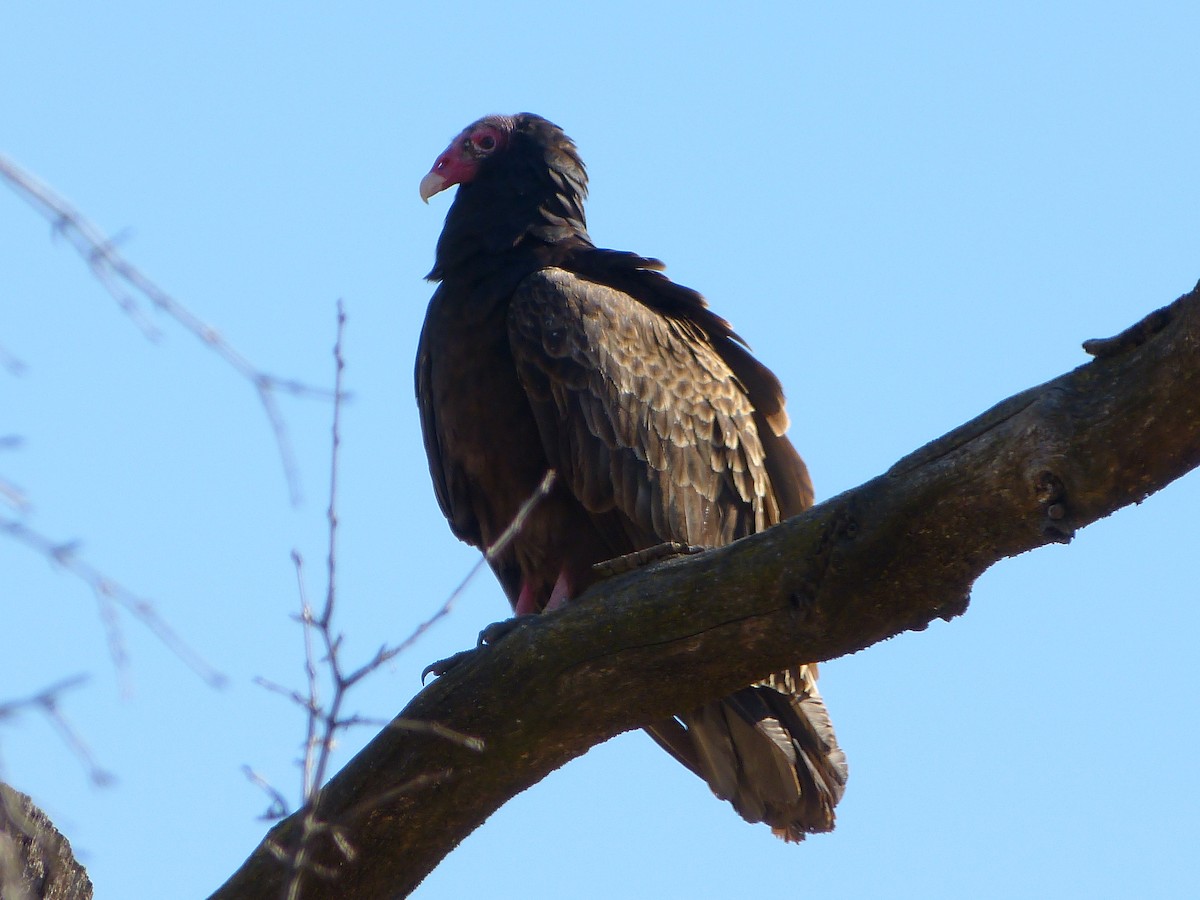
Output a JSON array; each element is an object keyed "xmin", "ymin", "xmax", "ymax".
[{"xmin": 646, "ymin": 664, "xmax": 847, "ymax": 841}]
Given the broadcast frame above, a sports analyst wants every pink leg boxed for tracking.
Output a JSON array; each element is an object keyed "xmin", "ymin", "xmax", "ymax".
[
  {"xmin": 515, "ymin": 581, "xmax": 539, "ymax": 616},
  {"xmin": 545, "ymin": 567, "xmax": 572, "ymax": 612}
]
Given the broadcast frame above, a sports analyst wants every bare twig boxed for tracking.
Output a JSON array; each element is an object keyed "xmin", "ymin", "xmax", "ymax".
[
  {"xmin": 306, "ymin": 301, "xmax": 349, "ymax": 802},
  {"xmin": 292, "ymin": 553, "xmax": 322, "ymax": 803},
  {"xmin": 0, "ymin": 514, "xmax": 226, "ymax": 689},
  {"xmin": 0, "ymin": 344, "xmax": 26, "ymax": 376},
  {"xmin": 392, "ymin": 468, "xmax": 557, "ymax": 660},
  {"xmin": 0, "ymin": 435, "xmax": 29, "ymax": 514},
  {"xmin": 270, "ymin": 466, "xmax": 557, "ymax": 898},
  {"xmin": 0, "ymin": 153, "xmax": 335, "ymax": 504},
  {"xmin": 0, "ymin": 676, "xmax": 113, "ymax": 786},
  {"xmin": 241, "ymin": 766, "xmax": 291, "ymax": 821},
  {"xmin": 0, "ymin": 478, "xmax": 29, "ymax": 513},
  {"xmin": 280, "ymin": 302, "xmax": 351, "ymax": 900},
  {"xmin": 319, "ymin": 302, "xmax": 347, "ymax": 636},
  {"xmin": 236, "ymin": 304, "xmax": 355, "ymax": 896},
  {"xmin": 386, "ymin": 718, "xmax": 484, "ymax": 752},
  {"xmin": 251, "ymin": 676, "xmax": 316, "ymax": 714},
  {"xmin": 0, "ymin": 676, "xmax": 88, "ymax": 723},
  {"xmin": 246, "ymin": 305, "xmax": 563, "ymax": 898},
  {"xmin": 485, "ymin": 469, "xmax": 558, "ymax": 566}
]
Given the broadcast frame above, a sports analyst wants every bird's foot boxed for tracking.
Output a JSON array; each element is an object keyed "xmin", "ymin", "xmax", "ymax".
[
  {"xmin": 477, "ymin": 613, "xmax": 538, "ymax": 645},
  {"xmin": 421, "ymin": 614, "xmax": 539, "ymax": 683},
  {"xmin": 420, "ymin": 649, "xmax": 476, "ymax": 683},
  {"xmin": 591, "ymin": 542, "xmax": 704, "ymax": 579}
]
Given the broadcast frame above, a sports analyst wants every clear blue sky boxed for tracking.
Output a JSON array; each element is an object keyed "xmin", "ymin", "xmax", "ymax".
[{"xmin": 3, "ymin": 3, "xmax": 1198, "ymax": 898}]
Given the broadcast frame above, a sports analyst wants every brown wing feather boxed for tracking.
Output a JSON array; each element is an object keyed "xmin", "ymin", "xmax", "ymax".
[
  {"xmin": 507, "ymin": 266, "xmax": 846, "ymax": 838},
  {"xmin": 508, "ymin": 267, "xmax": 773, "ymax": 549},
  {"xmin": 415, "ymin": 287, "xmax": 478, "ymax": 546}
]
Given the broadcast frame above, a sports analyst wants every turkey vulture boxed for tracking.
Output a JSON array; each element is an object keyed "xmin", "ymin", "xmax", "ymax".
[{"xmin": 416, "ymin": 113, "xmax": 847, "ymax": 840}]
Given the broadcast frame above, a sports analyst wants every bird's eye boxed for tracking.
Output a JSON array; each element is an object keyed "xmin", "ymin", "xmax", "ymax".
[{"xmin": 475, "ymin": 134, "xmax": 497, "ymax": 152}]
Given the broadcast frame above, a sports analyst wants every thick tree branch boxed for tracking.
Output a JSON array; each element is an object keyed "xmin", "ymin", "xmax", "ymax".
[
  {"xmin": 0, "ymin": 783, "xmax": 93, "ymax": 900},
  {"xmin": 212, "ymin": 283, "xmax": 1200, "ymax": 899}
]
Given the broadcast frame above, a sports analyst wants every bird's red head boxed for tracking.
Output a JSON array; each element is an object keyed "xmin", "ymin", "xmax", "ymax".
[{"xmin": 419, "ymin": 115, "xmax": 514, "ymax": 203}]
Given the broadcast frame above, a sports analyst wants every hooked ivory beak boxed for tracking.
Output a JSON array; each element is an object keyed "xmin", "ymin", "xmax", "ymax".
[{"xmin": 419, "ymin": 171, "xmax": 448, "ymax": 203}]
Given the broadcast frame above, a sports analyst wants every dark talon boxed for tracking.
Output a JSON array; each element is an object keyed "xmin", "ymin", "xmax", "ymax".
[
  {"xmin": 421, "ymin": 615, "xmax": 539, "ymax": 684},
  {"xmin": 478, "ymin": 613, "xmax": 538, "ymax": 646},
  {"xmin": 421, "ymin": 649, "xmax": 477, "ymax": 683}
]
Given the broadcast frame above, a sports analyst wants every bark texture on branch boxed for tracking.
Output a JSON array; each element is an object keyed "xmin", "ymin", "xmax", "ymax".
[
  {"xmin": 211, "ymin": 284, "xmax": 1200, "ymax": 899},
  {"xmin": 0, "ymin": 783, "xmax": 93, "ymax": 900}
]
